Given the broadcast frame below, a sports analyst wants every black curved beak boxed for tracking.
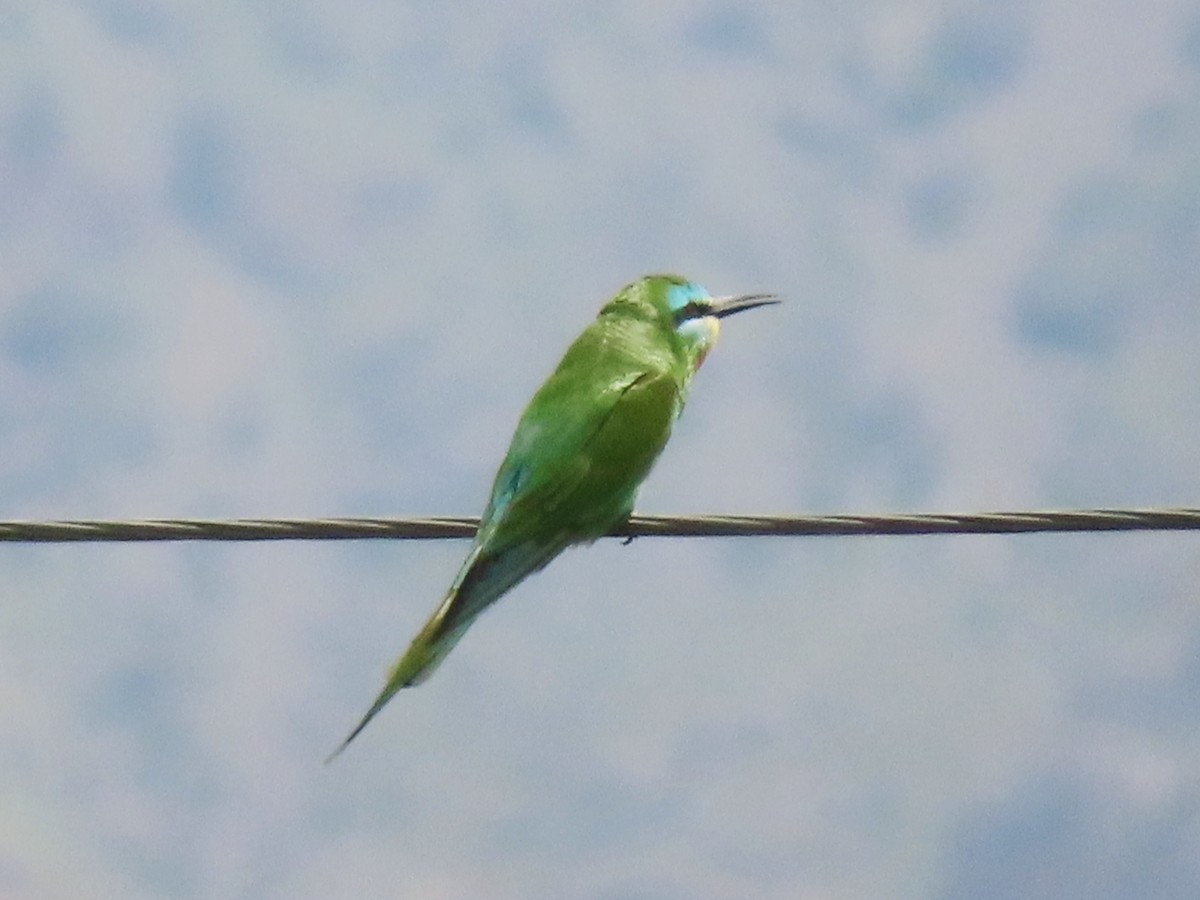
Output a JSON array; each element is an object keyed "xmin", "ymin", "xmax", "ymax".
[{"xmin": 708, "ymin": 293, "xmax": 780, "ymax": 318}]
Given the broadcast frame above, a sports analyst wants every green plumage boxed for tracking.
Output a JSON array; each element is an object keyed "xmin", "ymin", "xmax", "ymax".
[{"xmin": 329, "ymin": 274, "xmax": 776, "ymax": 759}]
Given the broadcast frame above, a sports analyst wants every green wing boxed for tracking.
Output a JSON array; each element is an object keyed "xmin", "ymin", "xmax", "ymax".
[{"xmin": 479, "ymin": 341, "xmax": 684, "ymax": 552}]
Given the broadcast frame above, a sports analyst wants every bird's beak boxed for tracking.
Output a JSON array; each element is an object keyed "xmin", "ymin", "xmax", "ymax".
[{"xmin": 708, "ymin": 293, "xmax": 780, "ymax": 318}]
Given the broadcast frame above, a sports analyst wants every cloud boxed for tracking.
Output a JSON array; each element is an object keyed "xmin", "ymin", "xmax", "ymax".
[{"xmin": 2, "ymin": 2, "xmax": 1199, "ymax": 898}]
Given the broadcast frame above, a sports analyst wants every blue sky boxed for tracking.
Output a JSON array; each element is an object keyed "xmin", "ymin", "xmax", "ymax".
[{"xmin": 2, "ymin": 2, "xmax": 1200, "ymax": 898}]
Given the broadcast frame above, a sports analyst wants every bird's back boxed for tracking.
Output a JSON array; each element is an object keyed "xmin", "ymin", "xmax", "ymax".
[{"xmin": 477, "ymin": 310, "xmax": 691, "ymax": 551}]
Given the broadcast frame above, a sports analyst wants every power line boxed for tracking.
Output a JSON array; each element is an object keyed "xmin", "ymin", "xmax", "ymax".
[{"xmin": 0, "ymin": 508, "xmax": 1197, "ymax": 543}]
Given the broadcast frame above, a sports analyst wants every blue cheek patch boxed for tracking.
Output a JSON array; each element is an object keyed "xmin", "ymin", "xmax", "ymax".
[{"xmin": 665, "ymin": 281, "xmax": 710, "ymax": 313}]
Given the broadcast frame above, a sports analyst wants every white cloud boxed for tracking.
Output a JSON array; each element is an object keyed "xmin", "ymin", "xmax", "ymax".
[{"xmin": 1, "ymin": 1, "xmax": 1199, "ymax": 897}]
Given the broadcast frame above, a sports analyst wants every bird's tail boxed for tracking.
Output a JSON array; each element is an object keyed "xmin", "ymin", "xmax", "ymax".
[
  {"xmin": 326, "ymin": 539, "xmax": 564, "ymax": 761},
  {"xmin": 323, "ymin": 603, "xmax": 464, "ymax": 763}
]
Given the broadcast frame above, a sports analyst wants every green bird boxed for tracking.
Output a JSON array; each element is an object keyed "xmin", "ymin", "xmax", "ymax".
[{"xmin": 329, "ymin": 274, "xmax": 777, "ymax": 758}]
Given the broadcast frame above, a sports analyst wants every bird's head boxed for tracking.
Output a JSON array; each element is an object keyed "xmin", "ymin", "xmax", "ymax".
[{"xmin": 603, "ymin": 274, "xmax": 778, "ymax": 370}]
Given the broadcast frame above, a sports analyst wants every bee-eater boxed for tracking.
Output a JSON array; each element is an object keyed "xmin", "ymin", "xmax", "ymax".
[{"xmin": 329, "ymin": 274, "xmax": 777, "ymax": 758}]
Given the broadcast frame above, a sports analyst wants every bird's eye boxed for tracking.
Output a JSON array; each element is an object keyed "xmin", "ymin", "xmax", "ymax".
[{"xmin": 673, "ymin": 301, "xmax": 711, "ymax": 325}]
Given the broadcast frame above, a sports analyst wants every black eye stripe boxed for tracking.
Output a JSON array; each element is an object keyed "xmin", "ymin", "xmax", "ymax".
[{"xmin": 673, "ymin": 300, "xmax": 710, "ymax": 324}]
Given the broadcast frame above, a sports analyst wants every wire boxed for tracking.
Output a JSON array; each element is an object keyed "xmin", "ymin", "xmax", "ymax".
[{"xmin": 0, "ymin": 508, "xmax": 1197, "ymax": 543}]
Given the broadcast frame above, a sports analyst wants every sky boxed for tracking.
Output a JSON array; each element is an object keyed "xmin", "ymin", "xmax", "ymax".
[{"xmin": 2, "ymin": 1, "xmax": 1200, "ymax": 898}]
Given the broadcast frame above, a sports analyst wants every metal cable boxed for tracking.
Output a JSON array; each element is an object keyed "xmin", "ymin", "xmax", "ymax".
[{"xmin": 0, "ymin": 508, "xmax": 1197, "ymax": 542}]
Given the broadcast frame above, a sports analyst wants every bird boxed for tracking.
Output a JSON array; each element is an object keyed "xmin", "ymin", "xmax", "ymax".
[{"xmin": 328, "ymin": 274, "xmax": 778, "ymax": 759}]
